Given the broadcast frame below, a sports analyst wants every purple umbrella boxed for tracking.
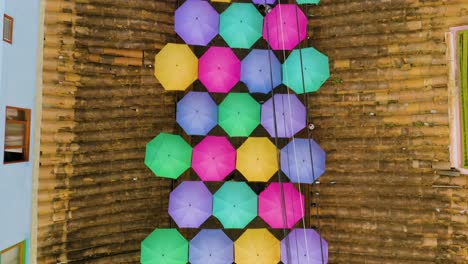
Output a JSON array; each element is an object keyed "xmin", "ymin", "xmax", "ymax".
[
  {"xmin": 168, "ymin": 181, "xmax": 212, "ymax": 228},
  {"xmin": 176, "ymin": 92, "xmax": 218, "ymax": 136},
  {"xmin": 261, "ymin": 94, "xmax": 306, "ymax": 138},
  {"xmin": 252, "ymin": 0, "xmax": 276, "ymax": 4},
  {"xmin": 190, "ymin": 229, "xmax": 234, "ymax": 264},
  {"xmin": 241, "ymin": 49, "xmax": 282, "ymax": 94},
  {"xmin": 175, "ymin": 0, "xmax": 219, "ymax": 46},
  {"xmin": 281, "ymin": 229, "xmax": 328, "ymax": 264}
]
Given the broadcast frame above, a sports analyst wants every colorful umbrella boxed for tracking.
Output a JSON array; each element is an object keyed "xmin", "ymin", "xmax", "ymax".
[
  {"xmin": 219, "ymin": 3, "xmax": 263, "ymax": 49},
  {"xmin": 141, "ymin": 228, "xmax": 188, "ymax": 264},
  {"xmin": 240, "ymin": 49, "xmax": 282, "ymax": 94},
  {"xmin": 175, "ymin": 0, "xmax": 219, "ymax": 46},
  {"xmin": 168, "ymin": 181, "xmax": 212, "ymax": 228},
  {"xmin": 154, "ymin": 43, "xmax": 198, "ymax": 91},
  {"xmin": 281, "ymin": 229, "xmax": 328, "ymax": 264},
  {"xmin": 263, "ymin": 4, "xmax": 307, "ymax": 50},
  {"xmin": 212, "ymin": 182, "xmax": 257, "ymax": 229},
  {"xmin": 176, "ymin": 92, "xmax": 217, "ymax": 136},
  {"xmin": 296, "ymin": 0, "xmax": 320, "ymax": 4},
  {"xmin": 258, "ymin": 182, "xmax": 305, "ymax": 229},
  {"xmin": 189, "ymin": 229, "xmax": 234, "ymax": 264},
  {"xmin": 192, "ymin": 136, "xmax": 236, "ymax": 181},
  {"xmin": 252, "ymin": 0, "xmax": 276, "ymax": 4},
  {"xmin": 236, "ymin": 137, "xmax": 278, "ymax": 182},
  {"xmin": 235, "ymin": 229, "xmax": 280, "ymax": 264},
  {"xmin": 144, "ymin": 133, "xmax": 192, "ymax": 179},
  {"xmin": 283, "ymin": 47, "xmax": 330, "ymax": 94},
  {"xmin": 218, "ymin": 93, "xmax": 260, "ymax": 137},
  {"xmin": 199, "ymin": 46, "xmax": 241, "ymax": 93},
  {"xmin": 280, "ymin": 138, "xmax": 326, "ymax": 184},
  {"xmin": 261, "ymin": 94, "xmax": 306, "ymax": 138}
]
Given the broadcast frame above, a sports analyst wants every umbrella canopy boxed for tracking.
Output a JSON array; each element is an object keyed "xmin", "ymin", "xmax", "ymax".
[
  {"xmin": 218, "ymin": 93, "xmax": 260, "ymax": 137},
  {"xmin": 296, "ymin": 0, "xmax": 320, "ymax": 4},
  {"xmin": 261, "ymin": 93, "xmax": 306, "ymax": 138},
  {"xmin": 252, "ymin": 0, "xmax": 276, "ymax": 4},
  {"xmin": 189, "ymin": 229, "xmax": 234, "ymax": 264},
  {"xmin": 281, "ymin": 229, "xmax": 328, "ymax": 264},
  {"xmin": 141, "ymin": 228, "xmax": 188, "ymax": 264},
  {"xmin": 219, "ymin": 3, "xmax": 263, "ymax": 49},
  {"xmin": 168, "ymin": 181, "xmax": 212, "ymax": 228},
  {"xmin": 283, "ymin": 47, "xmax": 330, "ymax": 94},
  {"xmin": 154, "ymin": 43, "xmax": 198, "ymax": 91},
  {"xmin": 192, "ymin": 136, "xmax": 236, "ymax": 181},
  {"xmin": 236, "ymin": 137, "xmax": 278, "ymax": 182},
  {"xmin": 199, "ymin": 46, "xmax": 241, "ymax": 93},
  {"xmin": 212, "ymin": 182, "xmax": 257, "ymax": 229},
  {"xmin": 144, "ymin": 133, "xmax": 192, "ymax": 179},
  {"xmin": 280, "ymin": 138, "xmax": 326, "ymax": 184},
  {"xmin": 175, "ymin": 0, "xmax": 219, "ymax": 46},
  {"xmin": 240, "ymin": 49, "xmax": 282, "ymax": 94},
  {"xmin": 258, "ymin": 182, "xmax": 305, "ymax": 229},
  {"xmin": 176, "ymin": 92, "xmax": 217, "ymax": 136},
  {"xmin": 235, "ymin": 229, "xmax": 280, "ymax": 264},
  {"xmin": 263, "ymin": 4, "xmax": 307, "ymax": 50}
]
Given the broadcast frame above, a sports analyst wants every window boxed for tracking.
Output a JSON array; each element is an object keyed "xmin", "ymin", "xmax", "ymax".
[
  {"xmin": 0, "ymin": 241, "xmax": 25, "ymax": 264},
  {"xmin": 3, "ymin": 14, "xmax": 13, "ymax": 44},
  {"xmin": 4, "ymin": 107, "xmax": 31, "ymax": 164}
]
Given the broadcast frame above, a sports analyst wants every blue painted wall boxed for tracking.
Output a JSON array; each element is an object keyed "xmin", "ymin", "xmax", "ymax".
[{"xmin": 0, "ymin": 0, "xmax": 41, "ymax": 262}]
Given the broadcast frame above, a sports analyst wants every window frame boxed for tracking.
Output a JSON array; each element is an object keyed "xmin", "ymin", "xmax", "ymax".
[
  {"xmin": 3, "ymin": 14, "xmax": 13, "ymax": 44},
  {"xmin": 0, "ymin": 241, "xmax": 26, "ymax": 264},
  {"xmin": 4, "ymin": 106, "xmax": 31, "ymax": 164}
]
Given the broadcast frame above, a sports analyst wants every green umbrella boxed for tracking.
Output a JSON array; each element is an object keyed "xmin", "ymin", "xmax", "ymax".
[
  {"xmin": 218, "ymin": 93, "xmax": 260, "ymax": 137},
  {"xmin": 282, "ymin": 47, "xmax": 330, "ymax": 94},
  {"xmin": 141, "ymin": 228, "xmax": 188, "ymax": 264},
  {"xmin": 213, "ymin": 182, "xmax": 258, "ymax": 229},
  {"xmin": 219, "ymin": 3, "xmax": 263, "ymax": 49},
  {"xmin": 144, "ymin": 133, "xmax": 192, "ymax": 179},
  {"xmin": 296, "ymin": 0, "xmax": 321, "ymax": 4}
]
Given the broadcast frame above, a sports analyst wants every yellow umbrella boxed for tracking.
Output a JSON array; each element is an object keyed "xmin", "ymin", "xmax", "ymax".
[
  {"xmin": 212, "ymin": 0, "xmax": 231, "ymax": 2},
  {"xmin": 235, "ymin": 229, "xmax": 280, "ymax": 264},
  {"xmin": 236, "ymin": 137, "xmax": 278, "ymax": 182},
  {"xmin": 154, "ymin": 43, "xmax": 198, "ymax": 91}
]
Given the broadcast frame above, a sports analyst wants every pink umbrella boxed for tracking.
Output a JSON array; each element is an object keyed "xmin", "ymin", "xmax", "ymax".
[
  {"xmin": 192, "ymin": 136, "xmax": 236, "ymax": 181},
  {"xmin": 199, "ymin": 46, "xmax": 241, "ymax": 93},
  {"xmin": 263, "ymin": 4, "xmax": 307, "ymax": 50},
  {"xmin": 259, "ymin": 182, "xmax": 305, "ymax": 229}
]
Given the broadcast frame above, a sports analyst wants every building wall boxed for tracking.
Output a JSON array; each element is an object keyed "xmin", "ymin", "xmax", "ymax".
[{"xmin": 0, "ymin": 0, "xmax": 41, "ymax": 262}]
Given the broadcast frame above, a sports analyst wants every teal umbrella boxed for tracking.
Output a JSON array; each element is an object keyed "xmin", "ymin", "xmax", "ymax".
[
  {"xmin": 213, "ymin": 182, "xmax": 258, "ymax": 229},
  {"xmin": 144, "ymin": 133, "xmax": 192, "ymax": 179},
  {"xmin": 141, "ymin": 228, "xmax": 188, "ymax": 264},
  {"xmin": 282, "ymin": 47, "xmax": 330, "ymax": 94},
  {"xmin": 296, "ymin": 0, "xmax": 321, "ymax": 3},
  {"xmin": 218, "ymin": 93, "xmax": 260, "ymax": 137},
  {"xmin": 219, "ymin": 3, "xmax": 263, "ymax": 49}
]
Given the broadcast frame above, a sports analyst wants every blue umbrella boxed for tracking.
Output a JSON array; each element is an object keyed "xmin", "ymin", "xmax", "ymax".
[
  {"xmin": 176, "ymin": 92, "xmax": 217, "ymax": 136},
  {"xmin": 241, "ymin": 49, "xmax": 282, "ymax": 94},
  {"xmin": 280, "ymin": 138, "xmax": 326, "ymax": 184},
  {"xmin": 175, "ymin": 0, "xmax": 219, "ymax": 46},
  {"xmin": 189, "ymin": 229, "xmax": 234, "ymax": 264}
]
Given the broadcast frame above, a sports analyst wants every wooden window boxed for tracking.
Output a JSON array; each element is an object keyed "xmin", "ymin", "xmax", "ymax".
[
  {"xmin": 4, "ymin": 107, "xmax": 31, "ymax": 164},
  {"xmin": 3, "ymin": 14, "xmax": 13, "ymax": 44},
  {"xmin": 0, "ymin": 241, "xmax": 25, "ymax": 264},
  {"xmin": 458, "ymin": 30, "xmax": 468, "ymax": 168}
]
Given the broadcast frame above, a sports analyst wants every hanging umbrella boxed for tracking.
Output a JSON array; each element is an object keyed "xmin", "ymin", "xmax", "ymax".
[
  {"xmin": 296, "ymin": 0, "xmax": 320, "ymax": 4},
  {"xmin": 235, "ymin": 229, "xmax": 280, "ymax": 264},
  {"xmin": 263, "ymin": 4, "xmax": 307, "ymax": 50},
  {"xmin": 236, "ymin": 137, "xmax": 278, "ymax": 182},
  {"xmin": 199, "ymin": 46, "xmax": 241, "ymax": 93},
  {"xmin": 175, "ymin": 0, "xmax": 219, "ymax": 46},
  {"xmin": 212, "ymin": 182, "xmax": 257, "ymax": 229},
  {"xmin": 261, "ymin": 94, "xmax": 306, "ymax": 138},
  {"xmin": 176, "ymin": 92, "xmax": 217, "ymax": 136},
  {"xmin": 144, "ymin": 133, "xmax": 192, "ymax": 179},
  {"xmin": 281, "ymin": 229, "xmax": 328, "ymax": 264},
  {"xmin": 219, "ymin": 3, "xmax": 263, "ymax": 49},
  {"xmin": 154, "ymin": 43, "xmax": 198, "ymax": 91},
  {"xmin": 218, "ymin": 93, "xmax": 260, "ymax": 137},
  {"xmin": 258, "ymin": 182, "xmax": 305, "ymax": 229},
  {"xmin": 192, "ymin": 136, "xmax": 236, "ymax": 181},
  {"xmin": 168, "ymin": 181, "xmax": 212, "ymax": 228},
  {"xmin": 240, "ymin": 49, "xmax": 282, "ymax": 94},
  {"xmin": 141, "ymin": 228, "xmax": 188, "ymax": 264},
  {"xmin": 252, "ymin": 0, "xmax": 276, "ymax": 4},
  {"xmin": 283, "ymin": 47, "xmax": 330, "ymax": 94},
  {"xmin": 280, "ymin": 138, "xmax": 326, "ymax": 184},
  {"xmin": 189, "ymin": 229, "xmax": 234, "ymax": 264}
]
